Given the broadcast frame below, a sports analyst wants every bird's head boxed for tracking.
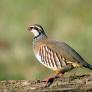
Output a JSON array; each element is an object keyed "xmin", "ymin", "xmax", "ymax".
[{"xmin": 28, "ymin": 24, "xmax": 47, "ymax": 38}]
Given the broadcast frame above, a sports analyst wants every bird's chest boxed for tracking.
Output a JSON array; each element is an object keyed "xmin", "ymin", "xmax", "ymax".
[
  {"xmin": 33, "ymin": 41, "xmax": 44, "ymax": 64},
  {"xmin": 33, "ymin": 47, "xmax": 49, "ymax": 69}
]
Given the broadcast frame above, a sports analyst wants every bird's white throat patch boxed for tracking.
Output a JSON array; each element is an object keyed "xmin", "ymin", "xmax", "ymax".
[{"xmin": 31, "ymin": 29, "xmax": 39, "ymax": 37}]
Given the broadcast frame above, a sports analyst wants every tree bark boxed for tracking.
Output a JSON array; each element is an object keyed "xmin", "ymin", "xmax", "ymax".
[{"xmin": 0, "ymin": 74, "xmax": 92, "ymax": 92}]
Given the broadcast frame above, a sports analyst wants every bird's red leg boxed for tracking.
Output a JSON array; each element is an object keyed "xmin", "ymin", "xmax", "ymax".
[
  {"xmin": 42, "ymin": 64, "xmax": 73, "ymax": 86},
  {"xmin": 42, "ymin": 70, "xmax": 64, "ymax": 87}
]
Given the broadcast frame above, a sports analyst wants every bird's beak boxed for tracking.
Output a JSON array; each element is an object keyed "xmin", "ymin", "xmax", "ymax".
[{"xmin": 27, "ymin": 26, "xmax": 33, "ymax": 32}]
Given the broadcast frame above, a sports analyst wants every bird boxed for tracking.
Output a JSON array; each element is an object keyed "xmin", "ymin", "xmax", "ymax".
[{"xmin": 27, "ymin": 24, "xmax": 92, "ymax": 84}]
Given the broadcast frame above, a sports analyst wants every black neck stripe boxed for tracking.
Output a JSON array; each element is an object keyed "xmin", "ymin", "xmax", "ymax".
[{"xmin": 34, "ymin": 32, "xmax": 41, "ymax": 39}]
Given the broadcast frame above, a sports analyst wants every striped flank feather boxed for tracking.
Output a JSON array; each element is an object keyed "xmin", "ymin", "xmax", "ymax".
[{"xmin": 38, "ymin": 45, "xmax": 68, "ymax": 70}]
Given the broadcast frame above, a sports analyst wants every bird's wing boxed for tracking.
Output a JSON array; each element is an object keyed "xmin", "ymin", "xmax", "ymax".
[{"xmin": 46, "ymin": 40, "xmax": 88, "ymax": 67}]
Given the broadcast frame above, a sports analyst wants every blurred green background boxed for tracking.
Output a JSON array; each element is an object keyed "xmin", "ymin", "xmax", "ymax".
[{"xmin": 0, "ymin": 0, "xmax": 92, "ymax": 80}]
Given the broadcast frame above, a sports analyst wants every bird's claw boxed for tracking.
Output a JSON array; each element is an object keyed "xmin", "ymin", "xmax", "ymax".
[{"xmin": 41, "ymin": 75, "xmax": 59, "ymax": 87}]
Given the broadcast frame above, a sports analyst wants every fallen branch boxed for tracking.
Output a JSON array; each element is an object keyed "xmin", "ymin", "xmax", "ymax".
[{"xmin": 0, "ymin": 74, "xmax": 92, "ymax": 92}]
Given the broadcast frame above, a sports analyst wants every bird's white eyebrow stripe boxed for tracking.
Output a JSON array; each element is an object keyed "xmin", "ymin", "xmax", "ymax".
[{"xmin": 35, "ymin": 26, "xmax": 42, "ymax": 30}]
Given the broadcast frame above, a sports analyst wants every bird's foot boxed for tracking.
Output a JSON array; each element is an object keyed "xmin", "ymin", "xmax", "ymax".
[{"xmin": 41, "ymin": 75, "xmax": 59, "ymax": 87}]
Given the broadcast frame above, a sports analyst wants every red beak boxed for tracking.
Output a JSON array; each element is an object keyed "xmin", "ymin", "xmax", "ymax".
[{"xmin": 27, "ymin": 26, "xmax": 33, "ymax": 31}]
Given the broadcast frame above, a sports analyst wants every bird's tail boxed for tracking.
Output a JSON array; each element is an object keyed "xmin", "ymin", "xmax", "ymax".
[{"xmin": 84, "ymin": 63, "xmax": 92, "ymax": 70}]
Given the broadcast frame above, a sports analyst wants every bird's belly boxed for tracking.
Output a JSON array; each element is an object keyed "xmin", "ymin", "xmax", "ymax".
[{"xmin": 35, "ymin": 53, "xmax": 60, "ymax": 70}]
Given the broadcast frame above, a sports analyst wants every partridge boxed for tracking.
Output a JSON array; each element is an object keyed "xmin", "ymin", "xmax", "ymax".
[{"xmin": 28, "ymin": 24, "xmax": 92, "ymax": 83}]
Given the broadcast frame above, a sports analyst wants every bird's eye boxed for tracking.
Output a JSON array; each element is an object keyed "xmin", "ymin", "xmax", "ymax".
[{"xmin": 34, "ymin": 27, "xmax": 39, "ymax": 30}]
